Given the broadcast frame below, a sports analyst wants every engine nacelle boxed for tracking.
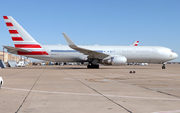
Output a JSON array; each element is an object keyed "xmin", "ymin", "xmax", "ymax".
[{"xmin": 103, "ymin": 55, "xmax": 127, "ymax": 65}]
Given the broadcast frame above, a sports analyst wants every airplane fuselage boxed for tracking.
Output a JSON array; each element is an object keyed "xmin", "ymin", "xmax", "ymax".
[{"xmin": 24, "ymin": 45, "xmax": 178, "ymax": 63}]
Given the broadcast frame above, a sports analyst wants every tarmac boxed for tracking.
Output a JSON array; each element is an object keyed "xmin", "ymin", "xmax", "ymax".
[{"xmin": 0, "ymin": 64, "xmax": 180, "ymax": 113}]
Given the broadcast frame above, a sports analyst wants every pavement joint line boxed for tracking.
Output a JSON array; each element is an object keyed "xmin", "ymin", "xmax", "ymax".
[
  {"xmin": 62, "ymin": 77, "xmax": 102, "ymax": 80},
  {"xmin": 152, "ymin": 110, "xmax": 180, "ymax": 113},
  {"xmin": 150, "ymin": 88, "xmax": 180, "ymax": 89},
  {"xmin": 2, "ymin": 87, "xmax": 180, "ymax": 101},
  {"xmin": 113, "ymin": 80, "xmax": 180, "ymax": 99},
  {"xmin": 138, "ymin": 85, "xmax": 180, "ymax": 98},
  {"xmin": 100, "ymin": 74, "xmax": 180, "ymax": 99},
  {"xmin": 62, "ymin": 71, "xmax": 131, "ymax": 113},
  {"xmin": 3, "ymin": 70, "xmax": 25, "ymax": 77},
  {"xmin": 15, "ymin": 66, "xmax": 46, "ymax": 113}
]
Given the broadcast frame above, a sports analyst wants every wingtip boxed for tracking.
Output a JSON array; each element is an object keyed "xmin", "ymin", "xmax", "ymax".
[{"xmin": 62, "ymin": 33, "xmax": 77, "ymax": 47}]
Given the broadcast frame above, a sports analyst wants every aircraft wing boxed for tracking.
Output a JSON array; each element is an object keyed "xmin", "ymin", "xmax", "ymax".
[
  {"xmin": 3, "ymin": 46, "xmax": 31, "ymax": 54},
  {"xmin": 62, "ymin": 33, "xmax": 109, "ymax": 59}
]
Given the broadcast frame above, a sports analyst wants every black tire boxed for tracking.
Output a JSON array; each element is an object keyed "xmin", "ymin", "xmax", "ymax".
[
  {"xmin": 93, "ymin": 65, "xmax": 99, "ymax": 69},
  {"xmin": 162, "ymin": 66, "xmax": 166, "ymax": 69},
  {"xmin": 87, "ymin": 65, "xmax": 91, "ymax": 68},
  {"xmin": 87, "ymin": 64, "xmax": 99, "ymax": 69}
]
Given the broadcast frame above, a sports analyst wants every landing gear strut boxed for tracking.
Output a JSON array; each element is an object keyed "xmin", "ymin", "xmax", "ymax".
[{"xmin": 162, "ymin": 63, "xmax": 166, "ymax": 69}]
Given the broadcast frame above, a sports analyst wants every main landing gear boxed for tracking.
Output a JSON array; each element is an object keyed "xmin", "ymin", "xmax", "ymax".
[
  {"xmin": 162, "ymin": 63, "xmax": 166, "ymax": 69},
  {"xmin": 87, "ymin": 59, "xmax": 100, "ymax": 69},
  {"xmin": 87, "ymin": 64, "xmax": 99, "ymax": 69}
]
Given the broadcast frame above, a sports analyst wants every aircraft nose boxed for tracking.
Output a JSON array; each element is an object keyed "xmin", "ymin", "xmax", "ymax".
[{"xmin": 174, "ymin": 53, "xmax": 178, "ymax": 58}]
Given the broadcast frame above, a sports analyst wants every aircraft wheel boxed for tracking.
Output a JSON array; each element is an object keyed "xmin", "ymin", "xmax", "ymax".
[
  {"xmin": 162, "ymin": 66, "xmax": 166, "ymax": 69},
  {"xmin": 162, "ymin": 63, "xmax": 166, "ymax": 69},
  {"xmin": 87, "ymin": 64, "xmax": 99, "ymax": 69},
  {"xmin": 87, "ymin": 65, "xmax": 91, "ymax": 68},
  {"xmin": 95, "ymin": 65, "xmax": 99, "ymax": 69}
]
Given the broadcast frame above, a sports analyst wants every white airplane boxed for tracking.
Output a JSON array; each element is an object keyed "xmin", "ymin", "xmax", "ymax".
[
  {"xmin": 131, "ymin": 41, "xmax": 139, "ymax": 46},
  {"xmin": 3, "ymin": 16, "xmax": 178, "ymax": 69}
]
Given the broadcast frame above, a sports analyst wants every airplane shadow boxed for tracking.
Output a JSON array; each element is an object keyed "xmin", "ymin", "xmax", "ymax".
[{"xmin": 3, "ymin": 65, "xmax": 156, "ymax": 70}]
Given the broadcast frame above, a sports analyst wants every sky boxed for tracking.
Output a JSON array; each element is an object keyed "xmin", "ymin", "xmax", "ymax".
[{"xmin": 0, "ymin": 0, "xmax": 179, "ymax": 62}]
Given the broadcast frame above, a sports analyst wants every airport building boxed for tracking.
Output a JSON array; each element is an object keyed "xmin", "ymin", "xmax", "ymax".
[{"xmin": 0, "ymin": 51, "xmax": 29, "ymax": 62}]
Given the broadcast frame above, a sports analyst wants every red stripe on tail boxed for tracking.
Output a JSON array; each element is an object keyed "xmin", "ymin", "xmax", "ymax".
[
  {"xmin": 9, "ymin": 30, "xmax": 18, "ymax": 34},
  {"xmin": 15, "ymin": 44, "xmax": 42, "ymax": 48},
  {"xmin": 12, "ymin": 37, "xmax": 24, "ymax": 41},
  {"xmin": 6, "ymin": 22, "xmax": 13, "ymax": 26},
  {"xmin": 134, "ymin": 44, "xmax": 138, "ymax": 46},
  {"xmin": 3, "ymin": 16, "xmax": 8, "ymax": 19}
]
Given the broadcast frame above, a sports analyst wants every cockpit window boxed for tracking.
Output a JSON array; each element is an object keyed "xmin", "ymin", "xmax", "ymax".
[{"xmin": 171, "ymin": 50, "xmax": 174, "ymax": 52}]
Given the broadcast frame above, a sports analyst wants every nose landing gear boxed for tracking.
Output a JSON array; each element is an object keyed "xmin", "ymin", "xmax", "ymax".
[{"xmin": 162, "ymin": 63, "xmax": 166, "ymax": 69}]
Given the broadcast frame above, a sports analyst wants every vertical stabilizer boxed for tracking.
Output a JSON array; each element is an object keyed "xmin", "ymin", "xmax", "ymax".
[
  {"xmin": 131, "ymin": 41, "xmax": 139, "ymax": 46},
  {"xmin": 3, "ymin": 16, "xmax": 41, "ymax": 48},
  {"xmin": 3, "ymin": 16, "xmax": 48, "ymax": 55}
]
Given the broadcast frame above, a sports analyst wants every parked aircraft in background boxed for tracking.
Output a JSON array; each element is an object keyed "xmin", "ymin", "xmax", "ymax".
[
  {"xmin": 3, "ymin": 16, "xmax": 178, "ymax": 69},
  {"xmin": 131, "ymin": 41, "xmax": 139, "ymax": 46}
]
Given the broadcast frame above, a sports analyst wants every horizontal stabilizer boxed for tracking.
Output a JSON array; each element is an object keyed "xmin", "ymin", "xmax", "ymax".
[{"xmin": 3, "ymin": 45, "xmax": 31, "ymax": 54}]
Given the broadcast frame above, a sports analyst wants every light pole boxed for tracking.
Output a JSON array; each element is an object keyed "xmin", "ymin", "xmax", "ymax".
[{"xmin": 3, "ymin": 48, "xmax": 4, "ymax": 62}]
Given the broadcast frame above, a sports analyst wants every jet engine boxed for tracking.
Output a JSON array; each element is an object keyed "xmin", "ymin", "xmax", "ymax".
[{"xmin": 103, "ymin": 55, "xmax": 127, "ymax": 65}]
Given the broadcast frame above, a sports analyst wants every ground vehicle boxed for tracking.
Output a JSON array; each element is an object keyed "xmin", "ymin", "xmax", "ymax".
[
  {"xmin": 16, "ymin": 61, "xmax": 25, "ymax": 67},
  {"xmin": 0, "ymin": 77, "xmax": 3, "ymax": 89}
]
